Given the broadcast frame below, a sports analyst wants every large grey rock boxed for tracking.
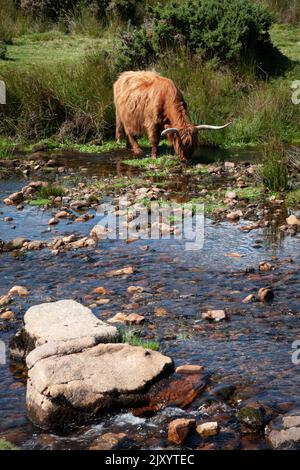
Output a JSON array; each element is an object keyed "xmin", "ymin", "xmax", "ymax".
[
  {"xmin": 26, "ymin": 342, "xmax": 173, "ymax": 429},
  {"xmin": 266, "ymin": 409, "xmax": 300, "ymax": 449},
  {"xmin": 10, "ymin": 300, "xmax": 118, "ymax": 360}
]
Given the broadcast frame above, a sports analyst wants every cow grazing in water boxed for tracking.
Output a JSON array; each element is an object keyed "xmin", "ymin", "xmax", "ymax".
[{"xmin": 113, "ymin": 71, "xmax": 231, "ymax": 162}]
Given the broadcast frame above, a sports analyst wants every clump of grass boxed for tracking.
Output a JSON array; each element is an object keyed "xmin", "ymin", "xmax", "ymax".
[
  {"xmin": 0, "ymin": 438, "xmax": 18, "ymax": 450},
  {"xmin": 286, "ymin": 188, "xmax": 300, "ymax": 207},
  {"xmin": 124, "ymin": 155, "xmax": 180, "ymax": 170},
  {"xmin": 37, "ymin": 184, "xmax": 64, "ymax": 199},
  {"xmin": 236, "ymin": 185, "xmax": 264, "ymax": 200},
  {"xmin": 262, "ymin": 140, "xmax": 288, "ymax": 191},
  {"xmin": 0, "ymin": 138, "xmax": 14, "ymax": 158},
  {"xmin": 29, "ymin": 198, "xmax": 50, "ymax": 206},
  {"xmin": 121, "ymin": 329, "xmax": 159, "ymax": 351}
]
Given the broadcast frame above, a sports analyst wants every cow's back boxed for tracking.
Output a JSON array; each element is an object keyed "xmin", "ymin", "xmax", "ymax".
[{"xmin": 113, "ymin": 71, "xmax": 178, "ymax": 135}]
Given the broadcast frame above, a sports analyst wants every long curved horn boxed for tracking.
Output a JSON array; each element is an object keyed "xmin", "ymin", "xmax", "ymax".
[
  {"xmin": 161, "ymin": 128, "xmax": 180, "ymax": 137},
  {"xmin": 195, "ymin": 122, "xmax": 232, "ymax": 131}
]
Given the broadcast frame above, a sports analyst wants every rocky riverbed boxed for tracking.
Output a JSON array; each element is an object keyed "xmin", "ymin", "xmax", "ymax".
[{"xmin": 0, "ymin": 146, "xmax": 300, "ymax": 450}]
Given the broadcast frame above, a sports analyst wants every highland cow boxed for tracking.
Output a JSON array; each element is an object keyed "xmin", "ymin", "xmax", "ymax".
[{"xmin": 113, "ymin": 71, "xmax": 231, "ymax": 162}]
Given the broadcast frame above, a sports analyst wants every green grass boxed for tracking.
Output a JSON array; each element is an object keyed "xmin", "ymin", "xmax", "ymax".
[
  {"xmin": 0, "ymin": 139, "xmax": 14, "ymax": 159},
  {"xmin": 29, "ymin": 198, "xmax": 50, "ymax": 206},
  {"xmin": 124, "ymin": 155, "xmax": 180, "ymax": 170},
  {"xmin": 1, "ymin": 33, "xmax": 110, "ymax": 69},
  {"xmin": 121, "ymin": 329, "xmax": 159, "ymax": 351},
  {"xmin": 0, "ymin": 439, "xmax": 18, "ymax": 450},
  {"xmin": 37, "ymin": 185, "xmax": 64, "ymax": 199},
  {"xmin": 286, "ymin": 188, "xmax": 300, "ymax": 207},
  {"xmin": 271, "ymin": 24, "xmax": 300, "ymax": 62},
  {"xmin": 236, "ymin": 186, "xmax": 264, "ymax": 200}
]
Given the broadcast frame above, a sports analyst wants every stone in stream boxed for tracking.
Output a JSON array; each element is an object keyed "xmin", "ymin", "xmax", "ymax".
[
  {"xmin": 168, "ymin": 418, "xmax": 196, "ymax": 444},
  {"xmin": 10, "ymin": 300, "xmax": 118, "ymax": 360},
  {"xmin": 202, "ymin": 310, "xmax": 228, "ymax": 322},
  {"xmin": 258, "ymin": 287, "xmax": 274, "ymax": 302},
  {"xmin": 10, "ymin": 300, "xmax": 173, "ymax": 429},
  {"xmin": 266, "ymin": 409, "xmax": 300, "ymax": 449},
  {"xmin": 196, "ymin": 421, "xmax": 219, "ymax": 437},
  {"xmin": 6, "ymin": 237, "xmax": 27, "ymax": 251},
  {"xmin": 26, "ymin": 342, "xmax": 173, "ymax": 429},
  {"xmin": 238, "ymin": 402, "xmax": 266, "ymax": 432}
]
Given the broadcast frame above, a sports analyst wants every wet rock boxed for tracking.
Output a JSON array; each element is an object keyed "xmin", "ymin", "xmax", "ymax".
[
  {"xmin": 154, "ymin": 307, "xmax": 168, "ymax": 317},
  {"xmin": 89, "ymin": 432, "xmax": 133, "ymax": 450},
  {"xmin": 8, "ymin": 285, "xmax": 29, "ymax": 297},
  {"xmin": 226, "ymin": 210, "xmax": 243, "ymax": 222},
  {"xmin": 27, "ymin": 342, "xmax": 173, "ymax": 429},
  {"xmin": 107, "ymin": 312, "xmax": 128, "ymax": 324},
  {"xmin": 93, "ymin": 286, "xmax": 108, "ymax": 295},
  {"xmin": 202, "ymin": 310, "xmax": 228, "ymax": 322},
  {"xmin": 168, "ymin": 418, "xmax": 196, "ymax": 444},
  {"xmin": 175, "ymin": 364, "xmax": 204, "ymax": 375},
  {"xmin": 242, "ymin": 294, "xmax": 255, "ymax": 303},
  {"xmin": 4, "ymin": 216, "xmax": 13, "ymax": 222},
  {"xmin": 56, "ymin": 211, "xmax": 69, "ymax": 219},
  {"xmin": 238, "ymin": 403, "xmax": 266, "ymax": 432},
  {"xmin": 266, "ymin": 409, "xmax": 300, "ymax": 449},
  {"xmin": 48, "ymin": 217, "xmax": 59, "ymax": 226},
  {"xmin": 259, "ymin": 262, "xmax": 274, "ymax": 272},
  {"xmin": 258, "ymin": 287, "xmax": 274, "ymax": 302},
  {"xmin": 286, "ymin": 215, "xmax": 300, "ymax": 226},
  {"xmin": 125, "ymin": 313, "xmax": 145, "ymax": 325},
  {"xmin": 3, "ymin": 198, "xmax": 14, "ymax": 206},
  {"xmin": 211, "ymin": 384, "xmax": 236, "ymax": 401},
  {"xmin": 6, "ymin": 191, "xmax": 24, "ymax": 204},
  {"xmin": 6, "ymin": 237, "xmax": 27, "ymax": 251},
  {"xmin": 10, "ymin": 300, "xmax": 118, "ymax": 360},
  {"xmin": 26, "ymin": 240, "xmax": 46, "ymax": 251},
  {"xmin": 90, "ymin": 225, "xmax": 110, "ymax": 240},
  {"xmin": 0, "ymin": 295, "xmax": 12, "ymax": 307},
  {"xmin": 0, "ymin": 310, "xmax": 15, "ymax": 320},
  {"xmin": 127, "ymin": 286, "xmax": 144, "ymax": 294},
  {"xmin": 196, "ymin": 421, "xmax": 219, "ymax": 437},
  {"xmin": 106, "ymin": 266, "xmax": 135, "ymax": 276}
]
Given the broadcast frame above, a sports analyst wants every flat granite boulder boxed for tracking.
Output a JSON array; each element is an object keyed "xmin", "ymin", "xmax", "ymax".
[
  {"xmin": 27, "ymin": 342, "xmax": 173, "ymax": 429},
  {"xmin": 266, "ymin": 408, "xmax": 300, "ymax": 449},
  {"xmin": 10, "ymin": 299, "xmax": 118, "ymax": 360}
]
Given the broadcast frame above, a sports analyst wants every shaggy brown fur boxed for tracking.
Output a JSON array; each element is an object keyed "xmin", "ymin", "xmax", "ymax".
[{"xmin": 113, "ymin": 70, "xmax": 198, "ymax": 161}]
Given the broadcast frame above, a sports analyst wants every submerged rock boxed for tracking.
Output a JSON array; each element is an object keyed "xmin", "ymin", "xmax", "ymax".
[{"xmin": 202, "ymin": 310, "xmax": 228, "ymax": 322}]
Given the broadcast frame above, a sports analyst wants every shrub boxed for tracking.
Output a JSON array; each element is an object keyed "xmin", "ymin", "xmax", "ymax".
[
  {"xmin": 262, "ymin": 140, "xmax": 288, "ymax": 191},
  {"xmin": 149, "ymin": 0, "xmax": 274, "ymax": 62}
]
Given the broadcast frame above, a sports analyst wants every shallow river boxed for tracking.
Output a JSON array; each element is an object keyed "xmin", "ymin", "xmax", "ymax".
[{"xmin": 0, "ymin": 148, "xmax": 299, "ymax": 449}]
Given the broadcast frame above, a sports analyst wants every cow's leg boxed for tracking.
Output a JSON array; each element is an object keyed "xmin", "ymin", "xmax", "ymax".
[
  {"xmin": 126, "ymin": 132, "xmax": 143, "ymax": 155},
  {"xmin": 148, "ymin": 125, "xmax": 160, "ymax": 158},
  {"xmin": 115, "ymin": 114, "xmax": 124, "ymax": 143}
]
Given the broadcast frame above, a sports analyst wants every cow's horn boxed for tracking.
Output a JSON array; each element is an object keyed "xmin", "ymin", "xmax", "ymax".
[
  {"xmin": 161, "ymin": 128, "xmax": 180, "ymax": 137},
  {"xmin": 195, "ymin": 122, "xmax": 232, "ymax": 131}
]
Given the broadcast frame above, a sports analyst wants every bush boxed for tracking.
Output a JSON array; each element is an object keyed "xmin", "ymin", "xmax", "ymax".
[
  {"xmin": 150, "ymin": 0, "xmax": 274, "ymax": 62},
  {"xmin": 116, "ymin": 0, "xmax": 279, "ymax": 72}
]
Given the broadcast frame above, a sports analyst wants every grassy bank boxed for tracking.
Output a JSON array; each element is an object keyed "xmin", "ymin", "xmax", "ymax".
[{"xmin": 0, "ymin": 1, "xmax": 299, "ymax": 151}]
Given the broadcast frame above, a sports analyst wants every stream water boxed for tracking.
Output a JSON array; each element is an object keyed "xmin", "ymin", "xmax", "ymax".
[{"xmin": 0, "ymin": 148, "xmax": 299, "ymax": 450}]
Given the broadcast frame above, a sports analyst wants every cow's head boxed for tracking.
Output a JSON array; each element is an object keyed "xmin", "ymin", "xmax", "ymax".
[{"xmin": 161, "ymin": 122, "xmax": 232, "ymax": 162}]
